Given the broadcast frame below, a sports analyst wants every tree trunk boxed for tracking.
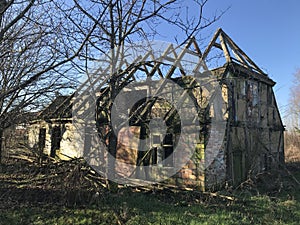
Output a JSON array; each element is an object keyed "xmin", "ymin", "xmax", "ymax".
[
  {"xmin": 107, "ymin": 130, "xmax": 118, "ymax": 191},
  {"xmin": 0, "ymin": 129, "xmax": 3, "ymax": 164}
]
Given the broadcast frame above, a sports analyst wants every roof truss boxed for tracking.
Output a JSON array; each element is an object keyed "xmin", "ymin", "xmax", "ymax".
[
  {"xmin": 55, "ymin": 28, "xmax": 267, "ymax": 120},
  {"xmin": 201, "ymin": 28, "xmax": 265, "ymax": 75}
]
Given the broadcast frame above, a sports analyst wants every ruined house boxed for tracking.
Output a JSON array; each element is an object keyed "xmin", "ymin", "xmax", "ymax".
[
  {"xmin": 94, "ymin": 29, "xmax": 284, "ymax": 190},
  {"xmin": 27, "ymin": 95, "xmax": 80, "ymax": 160},
  {"xmin": 28, "ymin": 29, "xmax": 285, "ymax": 190}
]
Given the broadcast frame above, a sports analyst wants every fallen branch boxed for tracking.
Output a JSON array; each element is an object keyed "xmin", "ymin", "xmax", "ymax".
[
  {"xmin": 8, "ymin": 155, "xmax": 35, "ymax": 163},
  {"xmin": 202, "ymin": 191, "xmax": 235, "ymax": 201}
]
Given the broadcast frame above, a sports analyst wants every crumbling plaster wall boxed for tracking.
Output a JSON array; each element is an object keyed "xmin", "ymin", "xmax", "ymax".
[
  {"xmin": 225, "ymin": 72, "xmax": 284, "ymax": 185},
  {"xmin": 28, "ymin": 121, "xmax": 51, "ymax": 155},
  {"xmin": 111, "ymin": 77, "xmax": 230, "ymax": 190},
  {"xmin": 59, "ymin": 122, "xmax": 81, "ymax": 160},
  {"xmin": 28, "ymin": 121, "xmax": 79, "ymax": 160}
]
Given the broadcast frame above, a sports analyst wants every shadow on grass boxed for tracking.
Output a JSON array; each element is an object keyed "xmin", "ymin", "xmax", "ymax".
[
  {"xmin": 0, "ymin": 160, "xmax": 299, "ymax": 225},
  {"xmin": 1, "ymin": 186, "xmax": 299, "ymax": 225}
]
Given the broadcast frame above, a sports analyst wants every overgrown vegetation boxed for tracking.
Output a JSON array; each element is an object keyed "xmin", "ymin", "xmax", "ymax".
[
  {"xmin": 285, "ymin": 130, "xmax": 300, "ymax": 162},
  {"xmin": 0, "ymin": 152, "xmax": 299, "ymax": 225}
]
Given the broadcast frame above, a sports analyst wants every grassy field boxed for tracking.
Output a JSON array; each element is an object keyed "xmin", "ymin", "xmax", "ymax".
[{"xmin": 0, "ymin": 159, "xmax": 299, "ymax": 225}]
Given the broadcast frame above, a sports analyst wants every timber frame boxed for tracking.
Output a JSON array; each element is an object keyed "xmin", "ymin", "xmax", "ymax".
[{"xmin": 28, "ymin": 28, "xmax": 285, "ymax": 190}]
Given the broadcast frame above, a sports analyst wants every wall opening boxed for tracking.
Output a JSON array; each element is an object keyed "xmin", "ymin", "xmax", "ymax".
[
  {"xmin": 232, "ymin": 151, "xmax": 246, "ymax": 185},
  {"xmin": 50, "ymin": 126, "xmax": 62, "ymax": 158},
  {"xmin": 38, "ymin": 128, "xmax": 46, "ymax": 154}
]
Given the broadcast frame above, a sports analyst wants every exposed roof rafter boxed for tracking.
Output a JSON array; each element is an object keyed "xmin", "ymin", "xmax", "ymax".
[{"xmin": 201, "ymin": 28, "xmax": 266, "ymax": 75}]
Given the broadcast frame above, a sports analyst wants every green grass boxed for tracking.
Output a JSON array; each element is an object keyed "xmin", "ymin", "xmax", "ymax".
[
  {"xmin": 0, "ymin": 189, "xmax": 299, "ymax": 225},
  {"xmin": 1, "ymin": 161, "xmax": 299, "ymax": 225}
]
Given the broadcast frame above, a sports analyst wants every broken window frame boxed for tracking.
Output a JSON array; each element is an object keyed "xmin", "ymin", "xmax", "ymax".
[
  {"xmin": 149, "ymin": 132, "xmax": 174, "ymax": 167},
  {"xmin": 247, "ymin": 80, "xmax": 259, "ymax": 117}
]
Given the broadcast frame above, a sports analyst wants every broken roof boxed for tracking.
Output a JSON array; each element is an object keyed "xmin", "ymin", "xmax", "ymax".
[
  {"xmin": 37, "ymin": 95, "xmax": 72, "ymax": 120},
  {"xmin": 38, "ymin": 28, "xmax": 276, "ymax": 121}
]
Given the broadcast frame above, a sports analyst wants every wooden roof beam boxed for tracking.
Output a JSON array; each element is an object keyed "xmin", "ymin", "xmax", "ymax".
[
  {"xmin": 164, "ymin": 37, "xmax": 195, "ymax": 79},
  {"xmin": 147, "ymin": 43, "xmax": 174, "ymax": 78},
  {"xmin": 221, "ymin": 31, "xmax": 265, "ymax": 75},
  {"xmin": 222, "ymin": 37, "xmax": 250, "ymax": 68},
  {"xmin": 219, "ymin": 32, "xmax": 232, "ymax": 63},
  {"xmin": 191, "ymin": 37, "xmax": 202, "ymax": 57}
]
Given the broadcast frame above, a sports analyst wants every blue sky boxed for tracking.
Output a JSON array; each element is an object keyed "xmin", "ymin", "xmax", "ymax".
[{"xmin": 200, "ymin": 0, "xmax": 300, "ymax": 123}]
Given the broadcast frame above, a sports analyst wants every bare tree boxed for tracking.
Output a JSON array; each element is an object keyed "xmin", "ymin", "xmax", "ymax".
[
  {"xmin": 0, "ymin": 0, "xmax": 96, "ymax": 163},
  {"xmin": 289, "ymin": 69, "xmax": 300, "ymax": 130},
  {"xmin": 285, "ymin": 69, "xmax": 300, "ymax": 162},
  {"xmin": 57, "ymin": 0, "xmax": 223, "ymax": 183},
  {"xmin": 0, "ymin": 0, "xmax": 223, "ymax": 170}
]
